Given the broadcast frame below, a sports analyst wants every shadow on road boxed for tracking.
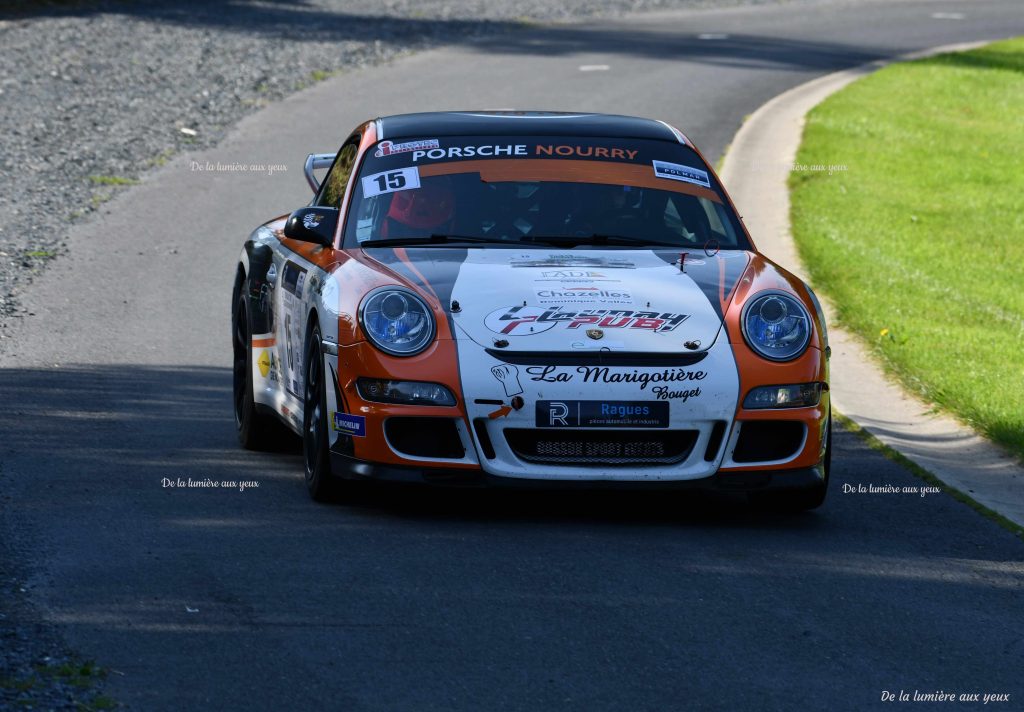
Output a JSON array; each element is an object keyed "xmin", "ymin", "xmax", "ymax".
[
  {"xmin": 0, "ymin": 363, "xmax": 829, "ymax": 531},
  {"xmin": 2, "ymin": 363, "xmax": 1022, "ymax": 712}
]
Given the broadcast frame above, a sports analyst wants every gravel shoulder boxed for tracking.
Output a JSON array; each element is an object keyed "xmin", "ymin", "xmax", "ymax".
[{"xmin": 0, "ymin": 0, "xmax": 782, "ymax": 333}]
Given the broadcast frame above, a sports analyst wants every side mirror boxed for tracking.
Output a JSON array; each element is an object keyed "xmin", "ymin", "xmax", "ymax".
[{"xmin": 284, "ymin": 207, "xmax": 338, "ymax": 247}]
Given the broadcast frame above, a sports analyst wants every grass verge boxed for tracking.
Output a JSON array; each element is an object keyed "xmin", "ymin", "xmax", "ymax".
[
  {"xmin": 0, "ymin": 657, "xmax": 117, "ymax": 710},
  {"xmin": 790, "ymin": 37, "xmax": 1024, "ymax": 461}
]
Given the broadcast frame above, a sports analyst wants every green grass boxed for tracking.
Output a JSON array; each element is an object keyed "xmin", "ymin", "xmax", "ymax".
[
  {"xmin": 790, "ymin": 37, "xmax": 1024, "ymax": 461},
  {"xmin": 146, "ymin": 148, "xmax": 175, "ymax": 168},
  {"xmin": 2, "ymin": 658, "xmax": 117, "ymax": 710}
]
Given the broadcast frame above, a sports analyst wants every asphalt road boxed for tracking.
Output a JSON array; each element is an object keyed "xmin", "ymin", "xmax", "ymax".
[{"xmin": 2, "ymin": 1, "xmax": 1024, "ymax": 709}]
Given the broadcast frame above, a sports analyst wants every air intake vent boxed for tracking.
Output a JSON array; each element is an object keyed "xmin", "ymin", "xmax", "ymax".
[
  {"xmin": 385, "ymin": 418, "xmax": 465, "ymax": 459},
  {"xmin": 732, "ymin": 421, "xmax": 804, "ymax": 463}
]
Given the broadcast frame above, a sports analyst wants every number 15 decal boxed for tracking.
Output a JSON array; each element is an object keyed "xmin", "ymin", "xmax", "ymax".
[{"xmin": 361, "ymin": 167, "xmax": 421, "ymax": 198}]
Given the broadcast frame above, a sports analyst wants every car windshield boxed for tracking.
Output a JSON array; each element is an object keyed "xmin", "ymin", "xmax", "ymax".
[{"xmin": 341, "ymin": 135, "xmax": 750, "ymax": 250}]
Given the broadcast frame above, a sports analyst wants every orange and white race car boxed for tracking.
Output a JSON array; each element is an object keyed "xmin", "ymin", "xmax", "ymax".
[{"xmin": 231, "ymin": 111, "xmax": 831, "ymax": 509}]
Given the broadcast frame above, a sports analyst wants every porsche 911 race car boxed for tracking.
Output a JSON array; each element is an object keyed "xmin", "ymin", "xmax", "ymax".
[{"xmin": 231, "ymin": 111, "xmax": 831, "ymax": 509}]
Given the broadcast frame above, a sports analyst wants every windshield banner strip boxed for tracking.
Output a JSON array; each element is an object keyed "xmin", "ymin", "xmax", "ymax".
[{"xmin": 417, "ymin": 159, "xmax": 722, "ymax": 204}]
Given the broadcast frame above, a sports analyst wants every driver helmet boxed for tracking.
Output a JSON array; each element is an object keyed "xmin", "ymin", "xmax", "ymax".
[{"xmin": 385, "ymin": 177, "xmax": 456, "ymax": 234}]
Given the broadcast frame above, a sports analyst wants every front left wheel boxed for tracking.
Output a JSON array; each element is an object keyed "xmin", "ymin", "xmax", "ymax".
[{"xmin": 303, "ymin": 324, "xmax": 340, "ymax": 502}]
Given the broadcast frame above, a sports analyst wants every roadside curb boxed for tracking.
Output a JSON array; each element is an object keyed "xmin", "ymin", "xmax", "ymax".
[{"xmin": 719, "ymin": 41, "xmax": 1024, "ymax": 530}]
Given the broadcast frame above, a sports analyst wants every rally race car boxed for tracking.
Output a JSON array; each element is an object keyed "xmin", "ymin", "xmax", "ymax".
[{"xmin": 231, "ymin": 111, "xmax": 831, "ymax": 509}]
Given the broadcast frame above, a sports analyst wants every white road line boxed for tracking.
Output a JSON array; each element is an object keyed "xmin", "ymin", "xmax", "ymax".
[{"xmin": 578, "ymin": 64, "xmax": 610, "ymax": 71}]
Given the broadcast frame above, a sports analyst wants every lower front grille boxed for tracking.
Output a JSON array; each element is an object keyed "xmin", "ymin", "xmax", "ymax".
[{"xmin": 504, "ymin": 429, "xmax": 698, "ymax": 466}]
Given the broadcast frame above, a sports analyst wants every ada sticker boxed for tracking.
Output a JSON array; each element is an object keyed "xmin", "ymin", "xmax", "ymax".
[
  {"xmin": 375, "ymin": 139, "xmax": 439, "ymax": 157},
  {"xmin": 652, "ymin": 160, "xmax": 711, "ymax": 188},
  {"xmin": 332, "ymin": 412, "xmax": 366, "ymax": 437},
  {"xmin": 361, "ymin": 167, "xmax": 421, "ymax": 198},
  {"xmin": 536, "ymin": 270, "xmax": 613, "ymax": 282}
]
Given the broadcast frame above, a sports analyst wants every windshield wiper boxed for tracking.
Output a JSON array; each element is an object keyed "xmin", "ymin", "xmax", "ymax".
[
  {"xmin": 359, "ymin": 234, "xmax": 515, "ymax": 247},
  {"xmin": 535, "ymin": 234, "xmax": 685, "ymax": 249}
]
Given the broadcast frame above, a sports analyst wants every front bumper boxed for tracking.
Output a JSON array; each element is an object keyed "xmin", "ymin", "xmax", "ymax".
[
  {"xmin": 328, "ymin": 450, "xmax": 826, "ymax": 491},
  {"xmin": 329, "ymin": 339, "xmax": 828, "ymax": 483}
]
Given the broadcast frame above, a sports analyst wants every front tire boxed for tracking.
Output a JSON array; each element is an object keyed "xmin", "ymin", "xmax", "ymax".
[
  {"xmin": 303, "ymin": 324, "xmax": 339, "ymax": 502},
  {"xmin": 233, "ymin": 290, "xmax": 286, "ymax": 450}
]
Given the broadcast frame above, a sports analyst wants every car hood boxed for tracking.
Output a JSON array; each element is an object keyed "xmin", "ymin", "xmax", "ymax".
[{"xmin": 364, "ymin": 247, "xmax": 752, "ymax": 353}]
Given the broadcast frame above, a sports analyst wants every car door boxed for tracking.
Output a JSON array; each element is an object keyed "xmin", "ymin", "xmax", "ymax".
[{"xmin": 271, "ymin": 133, "xmax": 361, "ymax": 402}]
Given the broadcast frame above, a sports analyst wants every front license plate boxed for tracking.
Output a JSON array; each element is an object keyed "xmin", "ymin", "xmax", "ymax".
[{"xmin": 535, "ymin": 400, "xmax": 669, "ymax": 428}]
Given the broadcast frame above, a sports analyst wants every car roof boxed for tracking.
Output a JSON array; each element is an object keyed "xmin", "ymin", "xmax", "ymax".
[{"xmin": 376, "ymin": 111, "xmax": 685, "ymax": 143}]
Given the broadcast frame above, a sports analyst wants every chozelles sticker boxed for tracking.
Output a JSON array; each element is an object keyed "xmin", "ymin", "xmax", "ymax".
[
  {"xmin": 332, "ymin": 412, "xmax": 366, "ymax": 437},
  {"xmin": 652, "ymin": 160, "xmax": 711, "ymax": 188},
  {"xmin": 534, "ymin": 287, "xmax": 633, "ymax": 305},
  {"xmin": 374, "ymin": 139, "xmax": 439, "ymax": 157},
  {"xmin": 361, "ymin": 167, "xmax": 421, "ymax": 198}
]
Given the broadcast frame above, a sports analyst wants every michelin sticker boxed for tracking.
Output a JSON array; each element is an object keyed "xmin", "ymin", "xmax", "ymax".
[
  {"xmin": 361, "ymin": 167, "xmax": 421, "ymax": 198},
  {"xmin": 333, "ymin": 412, "xmax": 367, "ymax": 437},
  {"xmin": 652, "ymin": 160, "xmax": 711, "ymax": 188}
]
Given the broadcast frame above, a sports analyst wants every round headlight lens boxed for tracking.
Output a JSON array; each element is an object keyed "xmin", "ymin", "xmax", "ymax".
[
  {"xmin": 359, "ymin": 287, "xmax": 435, "ymax": 356},
  {"xmin": 742, "ymin": 291, "xmax": 811, "ymax": 361}
]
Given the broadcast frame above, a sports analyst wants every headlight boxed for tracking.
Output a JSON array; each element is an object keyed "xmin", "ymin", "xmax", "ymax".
[
  {"xmin": 741, "ymin": 291, "xmax": 812, "ymax": 361},
  {"xmin": 357, "ymin": 378, "xmax": 455, "ymax": 406},
  {"xmin": 359, "ymin": 287, "xmax": 435, "ymax": 356},
  {"xmin": 743, "ymin": 383, "xmax": 822, "ymax": 409}
]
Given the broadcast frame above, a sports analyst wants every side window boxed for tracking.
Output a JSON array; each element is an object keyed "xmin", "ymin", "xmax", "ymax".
[{"xmin": 316, "ymin": 140, "xmax": 359, "ymax": 208}]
